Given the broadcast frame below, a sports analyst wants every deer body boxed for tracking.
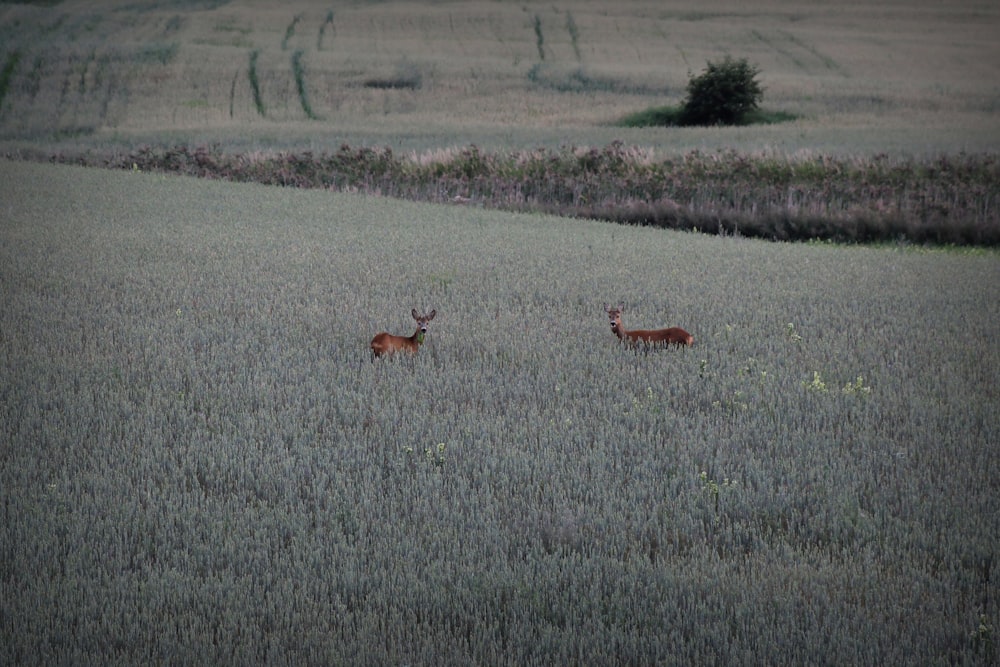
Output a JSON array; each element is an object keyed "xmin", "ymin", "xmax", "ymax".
[
  {"xmin": 370, "ymin": 309, "xmax": 436, "ymax": 358},
  {"xmin": 605, "ymin": 304, "xmax": 693, "ymax": 347}
]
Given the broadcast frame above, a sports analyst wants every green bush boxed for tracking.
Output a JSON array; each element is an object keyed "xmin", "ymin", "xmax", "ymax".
[
  {"xmin": 679, "ymin": 56, "xmax": 763, "ymax": 126},
  {"xmin": 617, "ymin": 56, "xmax": 776, "ymax": 129}
]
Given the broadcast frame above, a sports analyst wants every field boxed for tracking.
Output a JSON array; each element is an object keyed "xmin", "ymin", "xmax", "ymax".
[
  {"xmin": 0, "ymin": 0, "xmax": 999, "ymax": 155},
  {"xmin": 2, "ymin": 159, "xmax": 999, "ymax": 663},
  {"xmin": 2, "ymin": 0, "xmax": 1000, "ymax": 664}
]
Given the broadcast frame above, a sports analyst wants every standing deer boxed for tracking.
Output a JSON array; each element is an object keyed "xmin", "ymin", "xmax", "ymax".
[
  {"xmin": 604, "ymin": 304, "xmax": 693, "ymax": 347},
  {"xmin": 370, "ymin": 309, "xmax": 436, "ymax": 359}
]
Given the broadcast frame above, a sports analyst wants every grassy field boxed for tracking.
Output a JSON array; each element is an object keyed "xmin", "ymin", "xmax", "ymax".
[
  {"xmin": 0, "ymin": 0, "xmax": 998, "ymax": 155},
  {"xmin": 2, "ymin": 159, "xmax": 998, "ymax": 663},
  {"xmin": 1, "ymin": 0, "xmax": 999, "ymax": 662}
]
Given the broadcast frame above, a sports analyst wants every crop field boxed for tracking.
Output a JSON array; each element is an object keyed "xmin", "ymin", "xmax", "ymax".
[
  {"xmin": 1, "ymin": 0, "xmax": 999, "ymax": 663},
  {"xmin": 2, "ymin": 159, "xmax": 999, "ymax": 663},
  {"xmin": 3, "ymin": 1, "xmax": 999, "ymax": 247},
  {"xmin": 0, "ymin": 0, "xmax": 999, "ymax": 155}
]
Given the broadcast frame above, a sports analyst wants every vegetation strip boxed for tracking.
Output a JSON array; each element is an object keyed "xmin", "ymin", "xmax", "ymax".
[{"xmin": 25, "ymin": 143, "xmax": 1000, "ymax": 247}]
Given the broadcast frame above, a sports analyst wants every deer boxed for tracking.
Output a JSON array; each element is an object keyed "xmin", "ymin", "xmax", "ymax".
[
  {"xmin": 370, "ymin": 309, "xmax": 436, "ymax": 359},
  {"xmin": 604, "ymin": 303, "xmax": 693, "ymax": 348}
]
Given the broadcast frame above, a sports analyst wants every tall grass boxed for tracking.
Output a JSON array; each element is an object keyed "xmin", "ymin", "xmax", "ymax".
[{"xmin": 2, "ymin": 158, "xmax": 998, "ymax": 664}]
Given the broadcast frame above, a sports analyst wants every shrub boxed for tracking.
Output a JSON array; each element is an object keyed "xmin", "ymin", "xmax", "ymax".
[{"xmin": 679, "ymin": 56, "xmax": 763, "ymax": 126}]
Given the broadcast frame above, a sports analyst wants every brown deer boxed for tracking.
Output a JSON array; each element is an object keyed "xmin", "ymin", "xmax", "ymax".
[
  {"xmin": 370, "ymin": 309, "xmax": 436, "ymax": 359},
  {"xmin": 604, "ymin": 304, "xmax": 693, "ymax": 347}
]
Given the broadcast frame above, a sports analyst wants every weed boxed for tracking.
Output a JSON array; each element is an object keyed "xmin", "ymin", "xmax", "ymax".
[
  {"xmin": 700, "ymin": 470, "xmax": 736, "ymax": 516},
  {"xmin": 841, "ymin": 375, "xmax": 871, "ymax": 396},
  {"xmin": 804, "ymin": 370, "xmax": 828, "ymax": 393},
  {"xmin": 425, "ymin": 442, "xmax": 446, "ymax": 468},
  {"xmin": 971, "ymin": 614, "xmax": 996, "ymax": 663}
]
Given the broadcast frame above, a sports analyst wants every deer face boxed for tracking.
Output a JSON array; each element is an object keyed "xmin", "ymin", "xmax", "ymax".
[
  {"xmin": 604, "ymin": 304, "xmax": 623, "ymax": 333},
  {"xmin": 412, "ymin": 309, "xmax": 436, "ymax": 333}
]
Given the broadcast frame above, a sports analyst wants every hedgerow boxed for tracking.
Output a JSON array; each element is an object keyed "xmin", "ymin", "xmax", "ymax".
[{"xmin": 28, "ymin": 141, "xmax": 1000, "ymax": 246}]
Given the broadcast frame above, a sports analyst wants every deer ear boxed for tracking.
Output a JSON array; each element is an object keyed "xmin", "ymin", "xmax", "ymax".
[
  {"xmin": 428, "ymin": 309, "xmax": 436, "ymax": 320},
  {"xmin": 411, "ymin": 308, "xmax": 419, "ymax": 320}
]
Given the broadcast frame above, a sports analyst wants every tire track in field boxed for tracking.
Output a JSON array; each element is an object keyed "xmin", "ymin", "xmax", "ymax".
[
  {"xmin": 750, "ymin": 29, "xmax": 846, "ymax": 76},
  {"xmin": 778, "ymin": 29, "xmax": 847, "ymax": 76},
  {"xmin": 317, "ymin": 10, "xmax": 334, "ymax": 50},
  {"xmin": 566, "ymin": 11, "xmax": 581, "ymax": 62},
  {"xmin": 281, "ymin": 13, "xmax": 302, "ymax": 51},
  {"xmin": 247, "ymin": 48, "xmax": 265, "ymax": 117},
  {"xmin": 534, "ymin": 14, "xmax": 546, "ymax": 60},
  {"xmin": 291, "ymin": 48, "xmax": 319, "ymax": 120},
  {"xmin": 533, "ymin": 10, "xmax": 583, "ymax": 63},
  {"xmin": 251, "ymin": 12, "xmax": 325, "ymax": 121}
]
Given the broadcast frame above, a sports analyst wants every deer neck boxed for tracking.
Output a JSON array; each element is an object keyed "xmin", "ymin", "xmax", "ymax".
[{"xmin": 412, "ymin": 329, "xmax": 426, "ymax": 345}]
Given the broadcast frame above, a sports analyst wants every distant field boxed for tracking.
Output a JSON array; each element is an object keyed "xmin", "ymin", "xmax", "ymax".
[
  {"xmin": 0, "ymin": 0, "xmax": 998, "ymax": 154},
  {"xmin": 2, "ymin": 159, "xmax": 998, "ymax": 663}
]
